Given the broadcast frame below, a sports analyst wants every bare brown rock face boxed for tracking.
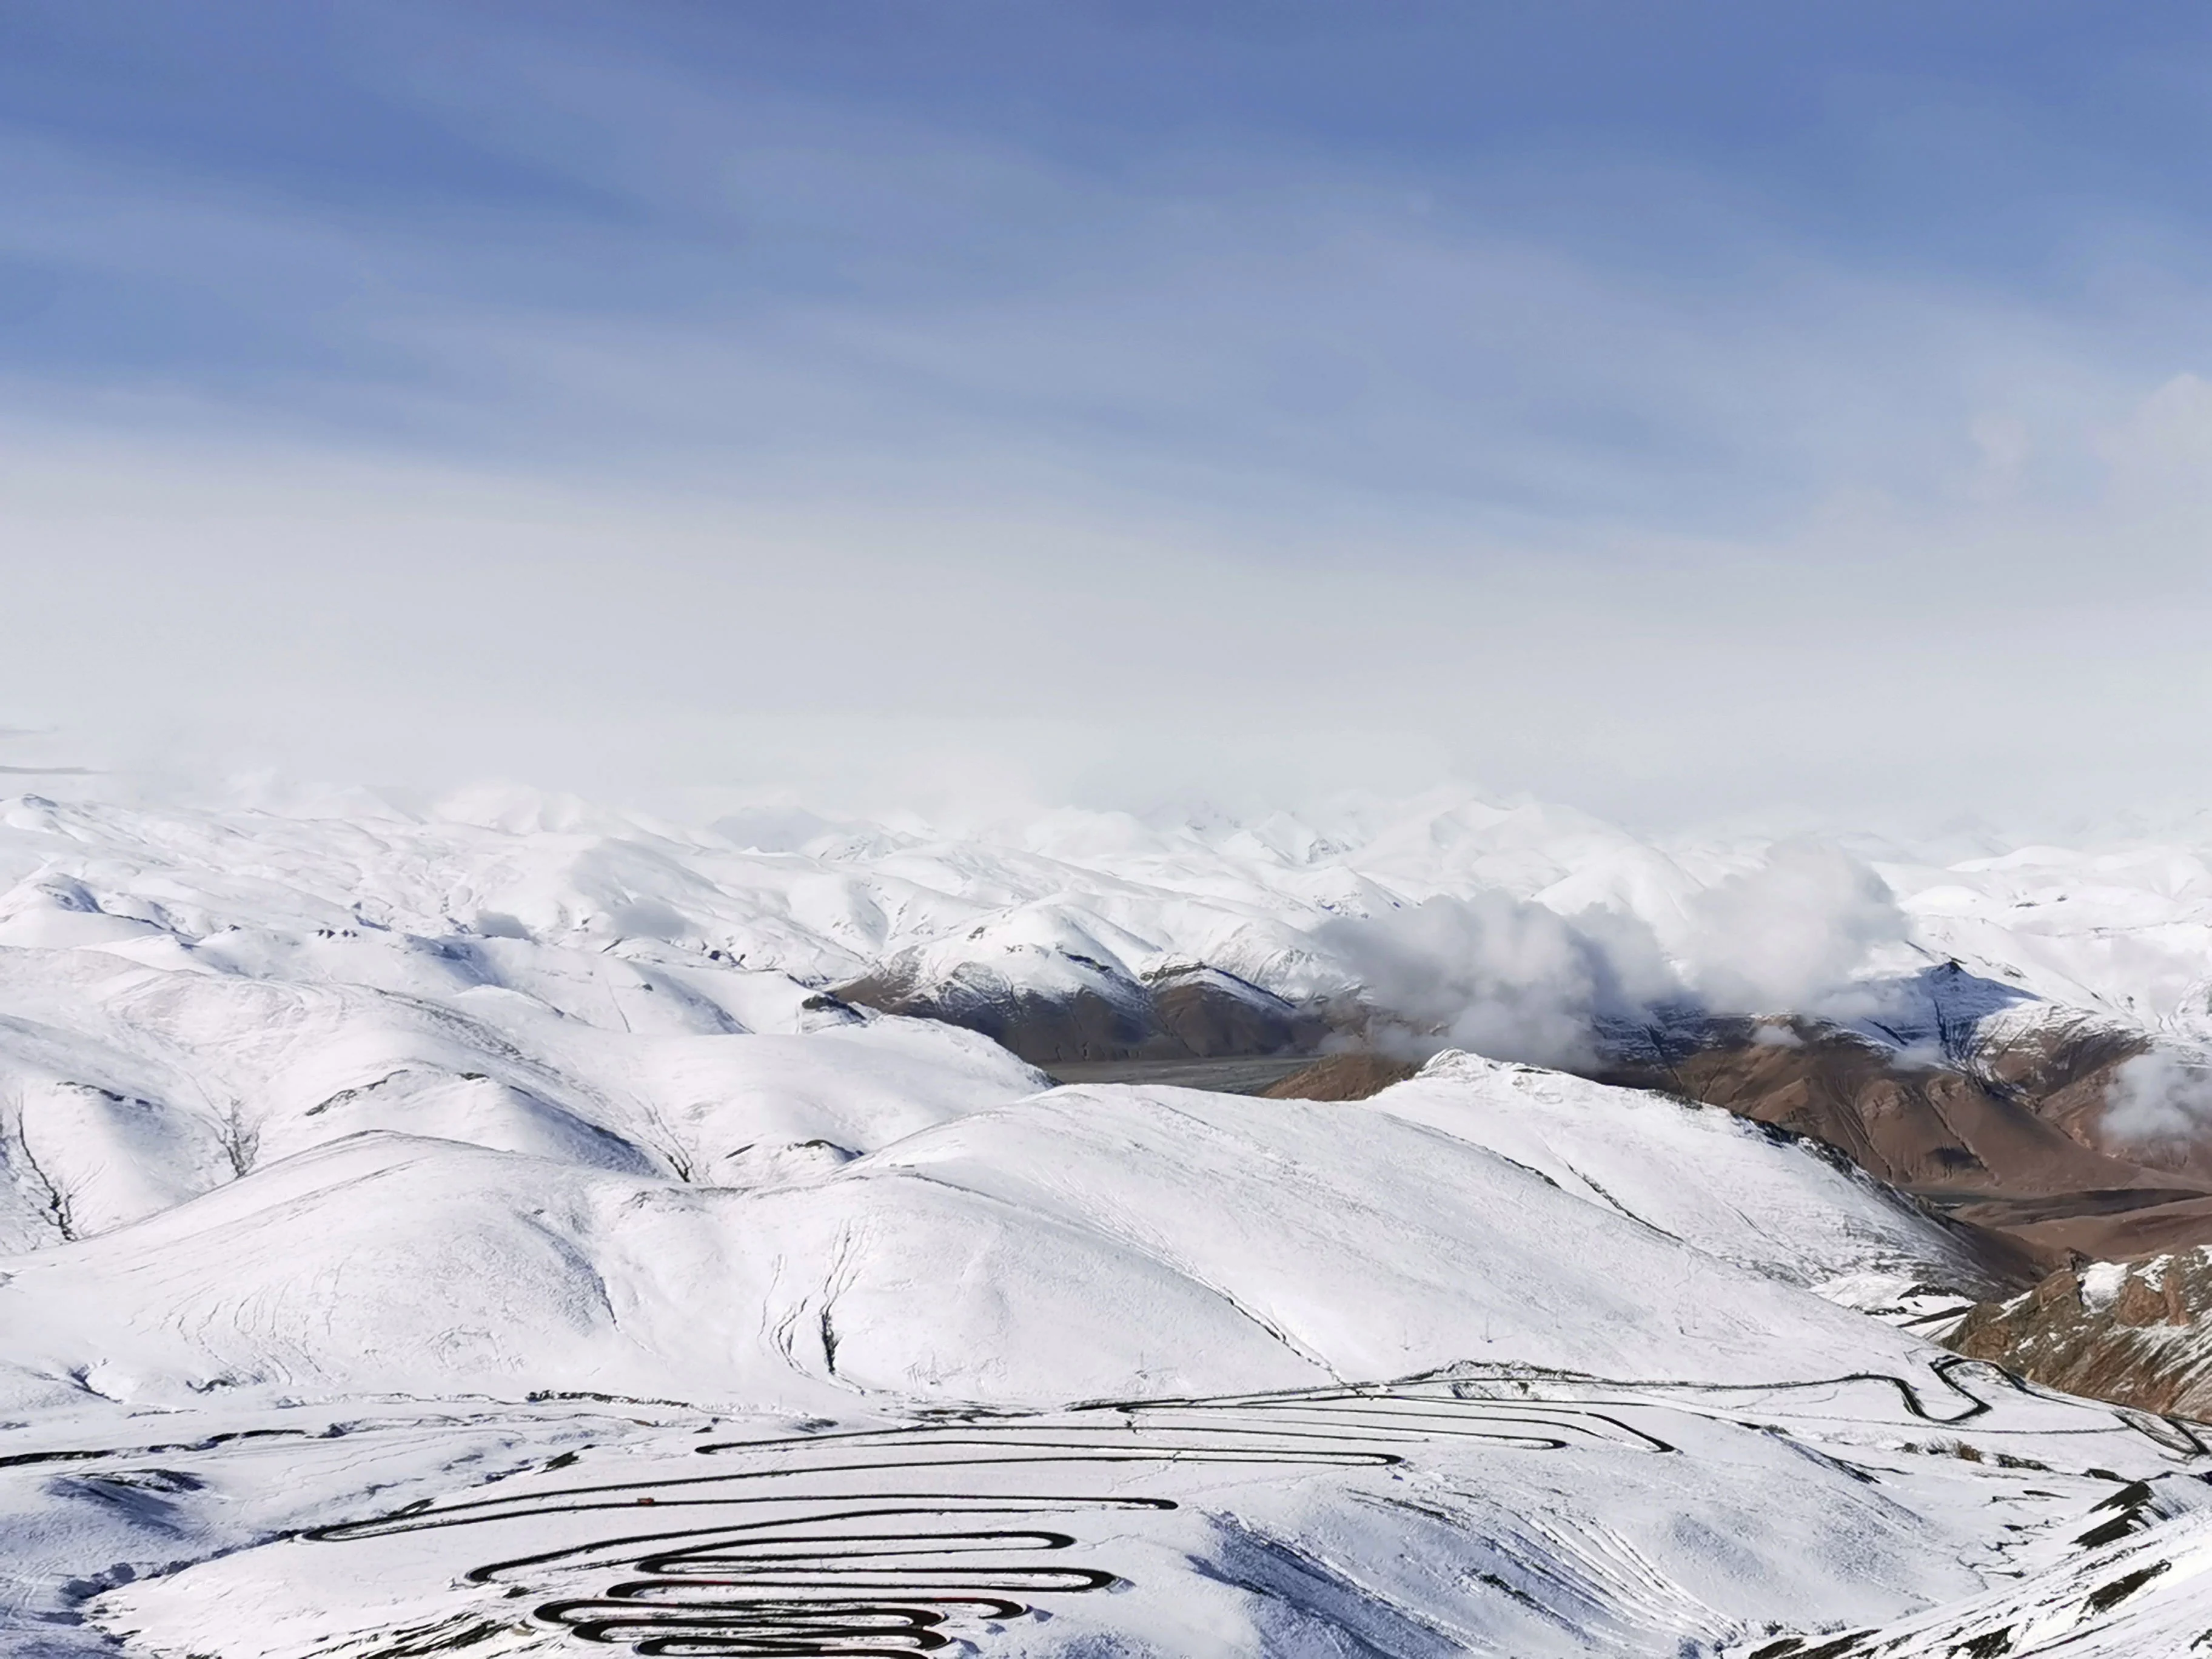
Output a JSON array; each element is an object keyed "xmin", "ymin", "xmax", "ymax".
[
  {"xmin": 1974, "ymin": 1015, "xmax": 2151, "ymax": 1153},
  {"xmin": 1149, "ymin": 966, "xmax": 1328, "ymax": 1058},
  {"xmin": 1947, "ymin": 1249, "xmax": 2212, "ymax": 1419},
  {"xmin": 1595, "ymin": 1013, "xmax": 2212, "ymax": 1264},
  {"xmin": 1604, "ymin": 1019, "xmax": 2162, "ymax": 1197},
  {"xmin": 1260, "ymin": 1053, "xmax": 1421, "ymax": 1101}
]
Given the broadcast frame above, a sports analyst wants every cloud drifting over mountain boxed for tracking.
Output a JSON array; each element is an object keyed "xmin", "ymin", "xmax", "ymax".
[{"xmin": 1318, "ymin": 842, "xmax": 1911, "ymax": 1065}]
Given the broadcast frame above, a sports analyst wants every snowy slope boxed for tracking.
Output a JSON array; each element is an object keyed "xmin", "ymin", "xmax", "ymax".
[
  {"xmin": 1359, "ymin": 1051, "xmax": 2022, "ymax": 1302},
  {"xmin": 4, "ymin": 782, "xmax": 2212, "ymax": 1655},
  {"xmin": 0, "ymin": 1071, "xmax": 1963, "ymax": 1414},
  {"xmin": 1884, "ymin": 840, "xmax": 2212, "ymax": 1033},
  {"xmin": 53, "ymin": 1361, "xmax": 2212, "ymax": 1659},
  {"xmin": 7, "ymin": 1048, "xmax": 2202, "ymax": 1659},
  {"xmin": 0, "ymin": 927, "xmax": 1045, "ymax": 1250}
]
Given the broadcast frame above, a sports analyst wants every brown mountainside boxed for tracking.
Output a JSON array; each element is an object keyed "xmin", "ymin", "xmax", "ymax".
[{"xmin": 1948, "ymin": 1249, "xmax": 2212, "ymax": 1419}]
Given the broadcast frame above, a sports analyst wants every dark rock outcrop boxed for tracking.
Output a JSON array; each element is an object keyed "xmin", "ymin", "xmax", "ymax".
[
  {"xmin": 836, "ymin": 954, "xmax": 1324, "ymax": 1067},
  {"xmin": 1147, "ymin": 964, "xmax": 1326, "ymax": 1058}
]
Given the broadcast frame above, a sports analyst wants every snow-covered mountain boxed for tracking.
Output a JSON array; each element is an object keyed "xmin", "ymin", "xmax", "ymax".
[
  {"xmin": 5, "ymin": 782, "xmax": 2212, "ymax": 1655},
  {"xmin": 0, "ymin": 1059, "xmax": 1998, "ymax": 1414},
  {"xmin": 6, "ymin": 783, "xmax": 2211, "ymax": 1048}
]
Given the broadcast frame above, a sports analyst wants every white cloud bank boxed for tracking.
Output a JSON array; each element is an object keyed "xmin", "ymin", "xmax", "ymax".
[
  {"xmin": 1321, "ymin": 843, "xmax": 1910, "ymax": 1067},
  {"xmin": 2102, "ymin": 1048, "xmax": 2212, "ymax": 1145}
]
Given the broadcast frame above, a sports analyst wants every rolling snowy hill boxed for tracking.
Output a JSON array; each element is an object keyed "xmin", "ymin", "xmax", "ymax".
[{"xmin": 5, "ymin": 782, "xmax": 2212, "ymax": 1655}]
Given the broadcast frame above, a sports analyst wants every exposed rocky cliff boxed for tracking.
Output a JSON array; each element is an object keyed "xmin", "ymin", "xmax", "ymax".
[{"xmin": 1947, "ymin": 1249, "xmax": 2212, "ymax": 1420}]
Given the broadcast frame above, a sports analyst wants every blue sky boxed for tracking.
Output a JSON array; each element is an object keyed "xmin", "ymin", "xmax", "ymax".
[{"xmin": 4, "ymin": 2, "xmax": 2211, "ymax": 825}]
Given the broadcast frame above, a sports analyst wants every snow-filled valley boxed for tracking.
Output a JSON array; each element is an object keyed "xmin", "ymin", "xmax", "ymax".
[{"xmin": 4, "ymin": 784, "xmax": 2212, "ymax": 1657}]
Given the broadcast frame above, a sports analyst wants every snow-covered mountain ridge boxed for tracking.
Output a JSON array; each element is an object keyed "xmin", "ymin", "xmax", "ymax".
[
  {"xmin": 5, "ymin": 783, "xmax": 2212, "ymax": 1656},
  {"xmin": 5, "ymin": 785, "xmax": 2210, "ymax": 1042},
  {"xmin": 0, "ymin": 1053, "xmax": 2009, "ymax": 1416},
  {"xmin": 5, "ymin": 782, "xmax": 2206, "ymax": 1248}
]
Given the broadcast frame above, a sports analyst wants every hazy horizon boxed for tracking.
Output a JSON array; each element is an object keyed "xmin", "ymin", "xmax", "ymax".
[{"xmin": 7, "ymin": 2, "xmax": 2212, "ymax": 831}]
